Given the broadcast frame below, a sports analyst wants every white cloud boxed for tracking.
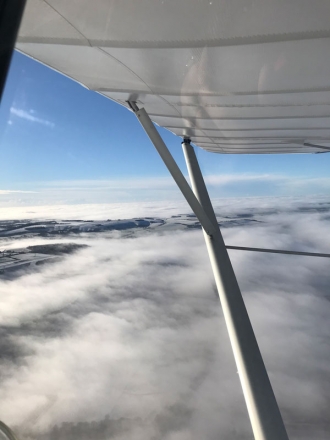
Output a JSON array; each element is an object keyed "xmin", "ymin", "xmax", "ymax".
[
  {"xmin": 0, "ymin": 190, "xmax": 37, "ymax": 195},
  {"xmin": 42, "ymin": 178, "xmax": 175, "ymax": 190},
  {"xmin": 0, "ymin": 200, "xmax": 187, "ymax": 220},
  {"xmin": 2, "ymin": 172, "xmax": 330, "ymax": 209},
  {"xmin": 204, "ymin": 173, "xmax": 285, "ymax": 186},
  {"xmin": 10, "ymin": 107, "xmax": 55, "ymax": 128},
  {"xmin": 0, "ymin": 199, "xmax": 329, "ymax": 439},
  {"xmin": 0, "ymin": 195, "xmax": 327, "ymax": 221}
]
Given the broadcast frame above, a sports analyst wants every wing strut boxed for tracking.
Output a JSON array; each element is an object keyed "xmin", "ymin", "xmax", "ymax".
[
  {"xmin": 129, "ymin": 101, "xmax": 289, "ymax": 440},
  {"xmin": 226, "ymin": 245, "xmax": 330, "ymax": 258},
  {"xmin": 127, "ymin": 101, "xmax": 216, "ymax": 237}
]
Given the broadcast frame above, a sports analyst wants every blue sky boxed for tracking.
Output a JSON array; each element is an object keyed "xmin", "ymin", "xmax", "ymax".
[{"xmin": 0, "ymin": 51, "xmax": 330, "ymax": 206}]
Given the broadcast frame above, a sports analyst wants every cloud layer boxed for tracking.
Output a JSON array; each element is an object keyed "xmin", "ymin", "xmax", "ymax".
[
  {"xmin": 2, "ymin": 172, "xmax": 330, "ymax": 207},
  {"xmin": 0, "ymin": 199, "xmax": 329, "ymax": 439}
]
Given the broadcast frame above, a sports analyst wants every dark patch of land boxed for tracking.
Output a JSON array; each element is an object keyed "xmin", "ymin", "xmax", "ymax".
[{"xmin": 27, "ymin": 243, "xmax": 88, "ymax": 255}]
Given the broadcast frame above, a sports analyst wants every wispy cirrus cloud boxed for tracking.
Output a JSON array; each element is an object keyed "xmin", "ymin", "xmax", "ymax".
[
  {"xmin": 205, "ymin": 173, "xmax": 285, "ymax": 185},
  {"xmin": 10, "ymin": 107, "xmax": 55, "ymax": 128}
]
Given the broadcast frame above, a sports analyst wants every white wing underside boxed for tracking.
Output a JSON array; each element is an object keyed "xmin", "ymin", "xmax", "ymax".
[{"xmin": 16, "ymin": 0, "xmax": 330, "ymax": 154}]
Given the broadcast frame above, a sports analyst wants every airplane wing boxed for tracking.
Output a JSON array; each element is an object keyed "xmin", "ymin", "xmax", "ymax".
[{"xmin": 16, "ymin": 0, "xmax": 330, "ymax": 154}]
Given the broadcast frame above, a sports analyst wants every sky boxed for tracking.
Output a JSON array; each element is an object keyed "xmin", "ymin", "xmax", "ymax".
[{"xmin": 1, "ymin": 51, "xmax": 330, "ymax": 207}]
